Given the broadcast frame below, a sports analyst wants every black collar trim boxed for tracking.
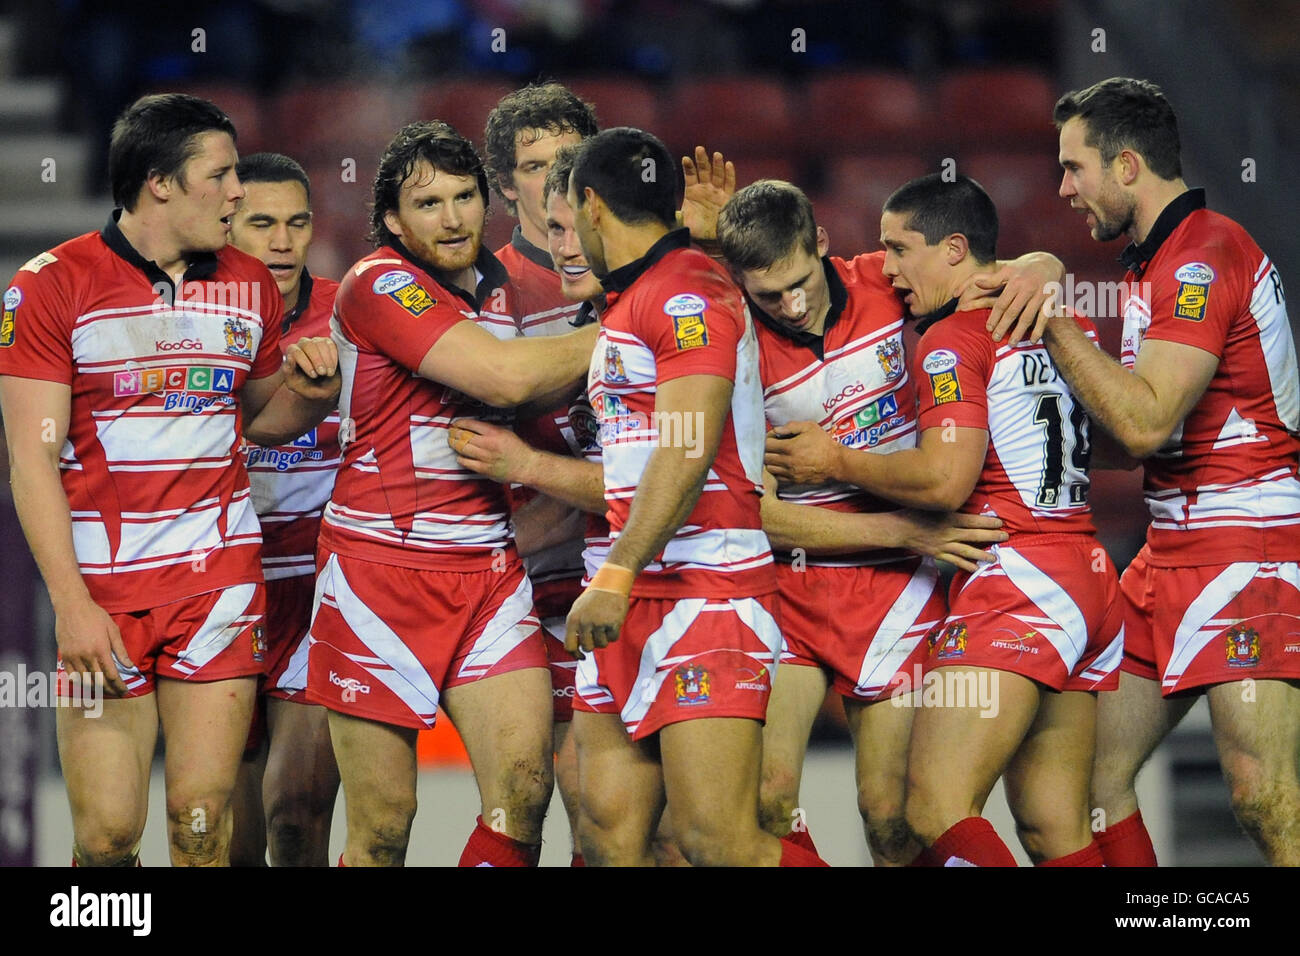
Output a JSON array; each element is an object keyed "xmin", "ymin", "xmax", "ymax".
[
  {"xmin": 100, "ymin": 208, "xmax": 219, "ymax": 291},
  {"xmin": 601, "ymin": 228, "xmax": 691, "ymax": 294},
  {"xmin": 511, "ymin": 225, "xmax": 555, "ymax": 272},
  {"xmin": 572, "ymin": 298, "xmax": 602, "ymax": 327},
  {"xmin": 283, "ymin": 268, "xmax": 314, "ymax": 333},
  {"xmin": 914, "ymin": 296, "xmax": 961, "ymax": 336},
  {"xmin": 747, "ymin": 256, "xmax": 848, "ymax": 356},
  {"xmin": 1119, "ymin": 188, "xmax": 1207, "ymax": 277}
]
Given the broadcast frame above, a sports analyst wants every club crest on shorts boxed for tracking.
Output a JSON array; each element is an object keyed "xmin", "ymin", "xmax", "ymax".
[
  {"xmin": 931, "ymin": 622, "xmax": 968, "ymax": 660},
  {"xmin": 1225, "ymin": 624, "xmax": 1260, "ymax": 668},
  {"xmin": 223, "ymin": 316, "xmax": 253, "ymax": 358},
  {"xmin": 251, "ymin": 624, "xmax": 267, "ymax": 663},
  {"xmin": 876, "ymin": 339, "xmax": 904, "ymax": 380},
  {"xmin": 604, "ymin": 343, "xmax": 628, "ymax": 383},
  {"xmin": 674, "ymin": 663, "xmax": 711, "ymax": 705}
]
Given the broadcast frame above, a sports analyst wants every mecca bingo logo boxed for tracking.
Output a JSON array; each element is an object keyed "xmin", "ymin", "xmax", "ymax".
[{"xmin": 114, "ymin": 365, "xmax": 237, "ymax": 413}]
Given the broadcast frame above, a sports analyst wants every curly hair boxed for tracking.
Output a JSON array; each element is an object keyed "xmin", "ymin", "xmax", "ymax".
[
  {"xmin": 484, "ymin": 83, "xmax": 598, "ymax": 214},
  {"xmin": 369, "ymin": 121, "xmax": 491, "ymax": 248}
]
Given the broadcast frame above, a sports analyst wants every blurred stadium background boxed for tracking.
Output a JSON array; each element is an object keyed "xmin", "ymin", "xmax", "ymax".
[{"xmin": 1, "ymin": 0, "xmax": 1297, "ymax": 865}]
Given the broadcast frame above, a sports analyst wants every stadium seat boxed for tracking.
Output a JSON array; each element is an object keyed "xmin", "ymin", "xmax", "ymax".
[
  {"xmin": 565, "ymin": 77, "xmax": 660, "ymax": 132},
  {"xmin": 416, "ymin": 79, "xmax": 516, "ymax": 144},
  {"xmin": 732, "ymin": 156, "xmax": 799, "ymax": 188},
  {"xmin": 936, "ymin": 68, "xmax": 1059, "ymax": 149},
  {"xmin": 825, "ymin": 154, "xmax": 932, "ymax": 220},
  {"xmin": 804, "ymin": 72, "xmax": 930, "ymax": 151},
  {"xmin": 665, "ymin": 77, "xmax": 796, "ymax": 157},
  {"xmin": 960, "ymin": 152, "xmax": 1115, "ymax": 268},
  {"xmin": 150, "ymin": 83, "xmax": 268, "ymax": 154},
  {"xmin": 809, "ymin": 193, "xmax": 876, "ymax": 260},
  {"xmin": 275, "ymin": 84, "xmax": 420, "ymax": 161}
]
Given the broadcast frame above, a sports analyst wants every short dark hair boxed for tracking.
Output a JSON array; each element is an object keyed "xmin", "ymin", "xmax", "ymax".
[
  {"xmin": 883, "ymin": 173, "xmax": 998, "ymax": 264},
  {"xmin": 109, "ymin": 93, "xmax": 237, "ymax": 211},
  {"xmin": 717, "ymin": 180, "xmax": 819, "ymax": 274},
  {"xmin": 236, "ymin": 152, "xmax": 311, "ymax": 204},
  {"xmin": 542, "ymin": 144, "xmax": 580, "ymax": 207},
  {"xmin": 369, "ymin": 121, "xmax": 491, "ymax": 248},
  {"xmin": 569, "ymin": 127, "xmax": 677, "ymax": 228},
  {"xmin": 1054, "ymin": 77, "xmax": 1182, "ymax": 180},
  {"xmin": 484, "ymin": 83, "xmax": 599, "ymax": 215}
]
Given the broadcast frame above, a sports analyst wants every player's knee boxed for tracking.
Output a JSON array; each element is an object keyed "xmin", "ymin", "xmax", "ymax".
[
  {"xmin": 266, "ymin": 791, "xmax": 331, "ymax": 866},
  {"xmin": 74, "ymin": 823, "xmax": 144, "ymax": 867},
  {"xmin": 354, "ymin": 799, "xmax": 417, "ymax": 864},
  {"xmin": 1219, "ymin": 750, "xmax": 1288, "ymax": 842},
  {"xmin": 166, "ymin": 796, "xmax": 230, "ymax": 864},
  {"xmin": 578, "ymin": 817, "xmax": 647, "ymax": 866},
  {"xmin": 491, "ymin": 755, "xmax": 554, "ymax": 831}
]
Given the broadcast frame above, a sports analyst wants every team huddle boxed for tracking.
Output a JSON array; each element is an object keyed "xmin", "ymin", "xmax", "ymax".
[{"xmin": 2, "ymin": 75, "xmax": 1297, "ymax": 867}]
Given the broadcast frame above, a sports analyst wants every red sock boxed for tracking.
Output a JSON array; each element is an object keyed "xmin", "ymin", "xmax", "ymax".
[
  {"xmin": 1038, "ymin": 841, "xmax": 1104, "ymax": 866},
  {"xmin": 571, "ymin": 853, "xmax": 585, "ymax": 867},
  {"xmin": 337, "ymin": 853, "xmax": 347, "ymax": 867},
  {"xmin": 930, "ymin": 817, "xmax": 1017, "ymax": 867},
  {"xmin": 781, "ymin": 827, "xmax": 819, "ymax": 856},
  {"xmin": 1096, "ymin": 810, "xmax": 1157, "ymax": 866},
  {"xmin": 778, "ymin": 838, "xmax": 829, "ymax": 867},
  {"xmin": 458, "ymin": 815, "xmax": 542, "ymax": 867}
]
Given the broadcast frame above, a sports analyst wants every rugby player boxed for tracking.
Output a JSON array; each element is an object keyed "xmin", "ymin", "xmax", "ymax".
[
  {"xmin": 484, "ymin": 84, "xmax": 599, "ymax": 864},
  {"xmin": 717, "ymin": 179, "xmax": 1014, "ymax": 864},
  {"xmin": 0, "ymin": 94, "xmax": 339, "ymax": 866},
  {"xmin": 307, "ymin": 121, "xmax": 597, "ymax": 866},
  {"xmin": 1025, "ymin": 77, "xmax": 1300, "ymax": 865},
  {"xmin": 529, "ymin": 127, "xmax": 822, "ymax": 867},
  {"xmin": 766, "ymin": 173, "xmax": 1124, "ymax": 866},
  {"xmin": 227, "ymin": 153, "xmax": 341, "ymax": 867}
]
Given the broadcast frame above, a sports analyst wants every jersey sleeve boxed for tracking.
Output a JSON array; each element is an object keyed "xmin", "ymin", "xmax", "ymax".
[
  {"xmin": 637, "ymin": 273, "xmax": 742, "ymax": 384},
  {"xmin": 249, "ymin": 270, "xmax": 285, "ymax": 379},
  {"xmin": 0, "ymin": 256, "xmax": 76, "ymax": 385},
  {"xmin": 338, "ymin": 268, "xmax": 464, "ymax": 371},
  {"xmin": 1140, "ymin": 240, "xmax": 1247, "ymax": 359},
  {"xmin": 915, "ymin": 319, "xmax": 992, "ymax": 433}
]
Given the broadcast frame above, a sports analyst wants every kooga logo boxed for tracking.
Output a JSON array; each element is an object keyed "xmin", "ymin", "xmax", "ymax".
[
  {"xmin": 823, "ymin": 382, "xmax": 865, "ymax": 413},
  {"xmin": 155, "ymin": 339, "xmax": 203, "ymax": 352}
]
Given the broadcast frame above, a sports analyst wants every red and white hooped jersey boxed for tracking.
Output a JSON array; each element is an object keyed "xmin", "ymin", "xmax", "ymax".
[
  {"xmin": 915, "ymin": 307, "xmax": 1099, "ymax": 536},
  {"xmin": 587, "ymin": 229, "xmax": 775, "ymax": 599},
  {"xmin": 496, "ymin": 230, "xmax": 587, "ymax": 605},
  {"xmin": 0, "ymin": 215, "xmax": 283, "ymax": 612},
  {"xmin": 757, "ymin": 252, "xmax": 916, "ymax": 567},
  {"xmin": 1117, "ymin": 194, "xmax": 1300, "ymax": 566},
  {"xmin": 322, "ymin": 244, "xmax": 520, "ymax": 571},
  {"xmin": 243, "ymin": 272, "xmax": 343, "ymax": 581}
]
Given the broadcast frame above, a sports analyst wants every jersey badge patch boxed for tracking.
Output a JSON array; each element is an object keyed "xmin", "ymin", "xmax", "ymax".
[
  {"xmin": 932, "ymin": 622, "xmax": 968, "ymax": 660},
  {"xmin": 1, "ymin": 287, "xmax": 20, "ymax": 347},
  {"xmin": 1225, "ymin": 624, "xmax": 1260, "ymax": 668},
  {"xmin": 674, "ymin": 663, "xmax": 711, "ymax": 705},
  {"xmin": 374, "ymin": 270, "xmax": 436, "ymax": 316},
  {"xmin": 223, "ymin": 317, "xmax": 253, "ymax": 358},
  {"xmin": 604, "ymin": 344, "xmax": 629, "ymax": 383},
  {"xmin": 876, "ymin": 339, "xmax": 904, "ymax": 380},
  {"xmin": 665, "ymin": 294, "xmax": 709, "ymax": 350},
  {"xmin": 1172, "ymin": 262, "xmax": 1214, "ymax": 321}
]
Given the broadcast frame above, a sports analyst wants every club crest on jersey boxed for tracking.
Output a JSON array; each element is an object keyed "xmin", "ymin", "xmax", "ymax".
[
  {"xmin": 674, "ymin": 663, "xmax": 711, "ymax": 705},
  {"xmin": 876, "ymin": 339, "xmax": 904, "ymax": 380},
  {"xmin": 931, "ymin": 622, "xmax": 968, "ymax": 660},
  {"xmin": 223, "ymin": 317, "xmax": 253, "ymax": 358},
  {"xmin": 374, "ymin": 269, "xmax": 436, "ymax": 316},
  {"xmin": 1225, "ymin": 624, "xmax": 1260, "ymax": 668},
  {"xmin": 665, "ymin": 293, "xmax": 708, "ymax": 351},
  {"xmin": 604, "ymin": 344, "xmax": 629, "ymax": 383},
  {"xmin": 1, "ymin": 286, "xmax": 19, "ymax": 347}
]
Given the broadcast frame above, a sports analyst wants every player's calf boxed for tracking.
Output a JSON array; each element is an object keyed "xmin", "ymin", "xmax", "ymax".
[{"xmin": 1217, "ymin": 745, "xmax": 1300, "ymax": 865}]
